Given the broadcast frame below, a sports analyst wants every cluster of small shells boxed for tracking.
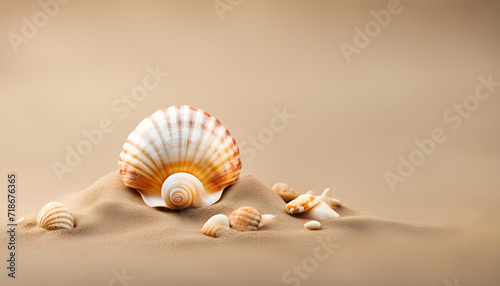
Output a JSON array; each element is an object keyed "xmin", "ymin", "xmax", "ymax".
[
  {"xmin": 202, "ymin": 206, "xmax": 276, "ymax": 237},
  {"xmin": 274, "ymin": 183, "xmax": 341, "ymax": 208},
  {"xmin": 274, "ymin": 182, "xmax": 342, "ymax": 229},
  {"xmin": 202, "ymin": 183, "xmax": 342, "ymax": 236}
]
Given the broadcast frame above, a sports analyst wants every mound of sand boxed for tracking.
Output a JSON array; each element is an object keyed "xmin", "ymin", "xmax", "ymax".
[{"xmin": 15, "ymin": 173, "xmax": 499, "ymax": 286}]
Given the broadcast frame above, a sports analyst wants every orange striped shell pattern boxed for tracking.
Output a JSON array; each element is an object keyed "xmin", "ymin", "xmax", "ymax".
[{"xmin": 119, "ymin": 106, "xmax": 242, "ymax": 209}]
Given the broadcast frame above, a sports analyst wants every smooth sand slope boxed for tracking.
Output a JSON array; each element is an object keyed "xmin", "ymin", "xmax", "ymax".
[{"xmin": 13, "ymin": 172, "xmax": 500, "ymax": 286}]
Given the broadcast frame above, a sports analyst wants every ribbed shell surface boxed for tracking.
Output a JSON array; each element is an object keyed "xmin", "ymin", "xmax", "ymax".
[
  {"xmin": 37, "ymin": 202, "xmax": 75, "ymax": 230},
  {"xmin": 119, "ymin": 106, "xmax": 242, "ymax": 208}
]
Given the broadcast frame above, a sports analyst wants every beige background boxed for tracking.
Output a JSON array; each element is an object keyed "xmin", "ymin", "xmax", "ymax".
[{"xmin": 0, "ymin": 0, "xmax": 499, "ymax": 284}]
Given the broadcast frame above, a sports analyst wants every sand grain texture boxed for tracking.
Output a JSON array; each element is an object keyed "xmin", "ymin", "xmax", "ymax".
[{"xmin": 7, "ymin": 172, "xmax": 498, "ymax": 286}]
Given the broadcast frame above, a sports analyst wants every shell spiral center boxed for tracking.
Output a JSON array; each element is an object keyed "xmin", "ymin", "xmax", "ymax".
[{"xmin": 161, "ymin": 173, "xmax": 203, "ymax": 210}]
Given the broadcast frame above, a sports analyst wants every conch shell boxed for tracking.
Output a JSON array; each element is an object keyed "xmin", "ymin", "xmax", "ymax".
[
  {"xmin": 119, "ymin": 106, "xmax": 242, "ymax": 210},
  {"xmin": 286, "ymin": 194, "xmax": 339, "ymax": 220},
  {"xmin": 228, "ymin": 206, "xmax": 261, "ymax": 231},
  {"xmin": 202, "ymin": 214, "xmax": 229, "ymax": 237},
  {"xmin": 37, "ymin": 202, "xmax": 75, "ymax": 230},
  {"xmin": 272, "ymin": 182, "xmax": 299, "ymax": 202}
]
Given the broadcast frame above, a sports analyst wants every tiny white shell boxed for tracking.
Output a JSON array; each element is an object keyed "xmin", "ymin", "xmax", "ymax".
[
  {"xmin": 15, "ymin": 217, "xmax": 25, "ymax": 224},
  {"xmin": 37, "ymin": 202, "xmax": 74, "ymax": 230},
  {"xmin": 304, "ymin": 220, "xmax": 321, "ymax": 230},
  {"xmin": 259, "ymin": 214, "xmax": 276, "ymax": 226},
  {"xmin": 202, "ymin": 214, "xmax": 229, "ymax": 237}
]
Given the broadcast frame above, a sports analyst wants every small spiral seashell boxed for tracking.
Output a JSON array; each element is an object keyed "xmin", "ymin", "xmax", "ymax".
[
  {"xmin": 37, "ymin": 202, "xmax": 74, "ymax": 230},
  {"xmin": 161, "ymin": 172, "xmax": 203, "ymax": 210},
  {"xmin": 286, "ymin": 194, "xmax": 320, "ymax": 214},
  {"xmin": 202, "ymin": 214, "xmax": 229, "ymax": 237},
  {"xmin": 272, "ymin": 183, "xmax": 299, "ymax": 202},
  {"xmin": 304, "ymin": 220, "xmax": 321, "ymax": 230},
  {"xmin": 228, "ymin": 206, "xmax": 261, "ymax": 231}
]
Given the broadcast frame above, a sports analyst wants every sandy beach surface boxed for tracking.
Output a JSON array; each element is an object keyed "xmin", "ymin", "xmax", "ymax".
[
  {"xmin": 1, "ymin": 0, "xmax": 499, "ymax": 285},
  {"xmin": 3, "ymin": 172, "xmax": 499, "ymax": 286}
]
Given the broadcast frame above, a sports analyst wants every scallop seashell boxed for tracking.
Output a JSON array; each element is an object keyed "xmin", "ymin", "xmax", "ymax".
[
  {"xmin": 272, "ymin": 183, "xmax": 299, "ymax": 202},
  {"xmin": 304, "ymin": 220, "xmax": 321, "ymax": 230},
  {"xmin": 202, "ymin": 214, "xmax": 229, "ymax": 237},
  {"xmin": 119, "ymin": 106, "xmax": 242, "ymax": 210},
  {"xmin": 228, "ymin": 206, "xmax": 261, "ymax": 231},
  {"xmin": 318, "ymin": 188, "xmax": 342, "ymax": 208},
  {"xmin": 286, "ymin": 194, "xmax": 320, "ymax": 214},
  {"xmin": 37, "ymin": 202, "xmax": 74, "ymax": 230}
]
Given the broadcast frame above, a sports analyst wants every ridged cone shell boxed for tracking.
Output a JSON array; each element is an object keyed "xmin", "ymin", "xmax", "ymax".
[
  {"xmin": 202, "ymin": 214, "xmax": 229, "ymax": 237},
  {"xmin": 119, "ymin": 106, "xmax": 242, "ymax": 209},
  {"xmin": 229, "ymin": 206, "xmax": 261, "ymax": 231},
  {"xmin": 286, "ymin": 194, "xmax": 320, "ymax": 214},
  {"xmin": 37, "ymin": 202, "xmax": 74, "ymax": 230}
]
